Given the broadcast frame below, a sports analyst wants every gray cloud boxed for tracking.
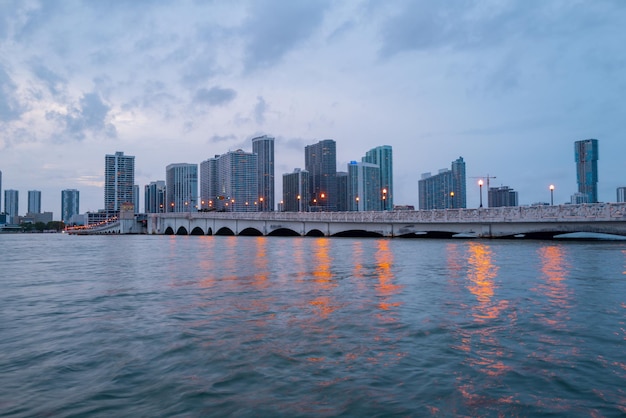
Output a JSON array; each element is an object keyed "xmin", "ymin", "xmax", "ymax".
[
  {"xmin": 242, "ymin": 0, "xmax": 331, "ymax": 72},
  {"xmin": 47, "ymin": 92, "xmax": 116, "ymax": 141},
  {"xmin": 29, "ymin": 59, "xmax": 66, "ymax": 96},
  {"xmin": 254, "ymin": 96, "xmax": 267, "ymax": 124},
  {"xmin": 193, "ymin": 86, "xmax": 237, "ymax": 106},
  {"xmin": 0, "ymin": 66, "xmax": 25, "ymax": 121}
]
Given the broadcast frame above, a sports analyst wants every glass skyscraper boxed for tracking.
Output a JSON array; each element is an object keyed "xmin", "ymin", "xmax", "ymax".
[
  {"xmin": 4, "ymin": 189, "xmax": 18, "ymax": 224},
  {"xmin": 282, "ymin": 168, "xmax": 309, "ymax": 212},
  {"xmin": 200, "ymin": 156, "xmax": 218, "ymax": 210},
  {"xmin": 166, "ymin": 163, "xmax": 198, "ymax": 212},
  {"xmin": 144, "ymin": 181, "xmax": 166, "ymax": 213},
  {"xmin": 252, "ymin": 135, "xmax": 275, "ymax": 211},
  {"xmin": 61, "ymin": 189, "xmax": 80, "ymax": 224},
  {"xmin": 216, "ymin": 150, "xmax": 258, "ymax": 212},
  {"xmin": 363, "ymin": 145, "xmax": 393, "ymax": 210},
  {"xmin": 305, "ymin": 139, "xmax": 337, "ymax": 211},
  {"xmin": 348, "ymin": 161, "xmax": 381, "ymax": 211},
  {"xmin": 574, "ymin": 139, "xmax": 599, "ymax": 203},
  {"xmin": 104, "ymin": 151, "xmax": 135, "ymax": 213},
  {"xmin": 28, "ymin": 190, "xmax": 41, "ymax": 214}
]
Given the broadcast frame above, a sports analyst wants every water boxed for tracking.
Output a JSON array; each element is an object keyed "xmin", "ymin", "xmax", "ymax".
[{"xmin": 1, "ymin": 234, "xmax": 625, "ymax": 417}]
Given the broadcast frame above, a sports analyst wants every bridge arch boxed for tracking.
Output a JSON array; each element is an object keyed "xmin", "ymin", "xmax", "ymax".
[
  {"xmin": 239, "ymin": 227, "xmax": 263, "ymax": 236},
  {"xmin": 332, "ymin": 230, "xmax": 384, "ymax": 238},
  {"xmin": 306, "ymin": 229, "xmax": 324, "ymax": 237},
  {"xmin": 190, "ymin": 226, "xmax": 204, "ymax": 236},
  {"xmin": 176, "ymin": 226, "xmax": 189, "ymax": 235},
  {"xmin": 268, "ymin": 228, "xmax": 300, "ymax": 237},
  {"xmin": 164, "ymin": 226, "xmax": 175, "ymax": 235},
  {"xmin": 216, "ymin": 227, "xmax": 235, "ymax": 236}
]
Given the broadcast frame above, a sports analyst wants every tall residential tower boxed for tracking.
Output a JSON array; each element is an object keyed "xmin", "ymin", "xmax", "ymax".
[
  {"xmin": 252, "ymin": 135, "xmax": 275, "ymax": 211},
  {"xmin": 61, "ymin": 189, "xmax": 80, "ymax": 224},
  {"xmin": 362, "ymin": 145, "xmax": 393, "ymax": 210},
  {"xmin": 305, "ymin": 139, "xmax": 337, "ymax": 211},
  {"xmin": 574, "ymin": 139, "xmax": 599, "ymax": 203},
  {"xmin": 418, "ymin": 157, "xmax": 466, "ymax": 210},
  {"xmin": 166, "ymin": 163, "xmax": 198, "ymax": 212},
  {"xmin": 104, "ymin": 151, "xmax": 135, "ymax": 213}
]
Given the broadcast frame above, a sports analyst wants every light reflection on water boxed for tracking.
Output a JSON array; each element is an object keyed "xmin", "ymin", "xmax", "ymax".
[{"xmin": 1, "ymin": 235, "xmax": 625, "ymax": 416}]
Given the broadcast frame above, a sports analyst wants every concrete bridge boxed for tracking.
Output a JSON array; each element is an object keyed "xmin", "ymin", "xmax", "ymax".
[{"xmin": 131, "ymin": 203, "xmax": 626, "ymax": 239}]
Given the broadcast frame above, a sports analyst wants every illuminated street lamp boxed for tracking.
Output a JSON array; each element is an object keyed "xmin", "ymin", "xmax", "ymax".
[
  {"xmin": 355, "ymin": 196, "xmax": 360, "ymax": 212},
  {"xmin": 382, "ymin": 188, "xmax": 387, "ymax": 211},
  {"xmin": 231, "ymin": 198, "xmax": 235, "ymax": 212},
  {"xmin": 450, "ymin": 191, "xmax": 455, "ymax": 209},
  {"xmin": 297, "ymin": 195, "xmax": 301, "ymax": 212},
  {"xmin": 550, "ymin": 184, "xmax": 555, "ymax": 206},
  {"xmin": 478, "ymin": 179, "xmax": 484, "ymax": 208}
]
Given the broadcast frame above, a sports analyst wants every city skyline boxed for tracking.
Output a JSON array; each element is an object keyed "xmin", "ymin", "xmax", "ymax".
[{"xmin": 1, "ymin": 2, "xmax": 625, "ymax": 216}]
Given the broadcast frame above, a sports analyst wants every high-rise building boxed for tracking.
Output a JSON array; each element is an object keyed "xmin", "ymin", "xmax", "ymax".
[
  {"xmin": 252, "ymin": 135, "xmax": 275, "ymax": 211},
  {"xmin": 616, "ymin": 187, "xmax": 626, "ymax": 203},
  {"xmin": 166, "ymin": 163, "xmax": 198, "ymax": 212},
  {"xmin": 336, "ymin": 172, "xmax": 348, "ymax": 212},
  {"xmin": 418, "ymin": 157, "xmax": 466, "ymax": 210},
  {"xmin": 348, "ymin": 161, "xmax": 381, "ymax": 211},
  {"xmin": 282, "ymin": 168, "xmax": 309, "ymax": 212},
  {"xmin": 133, "ymin": 185, "xmax": 140, "ymax": 213},
  {"xmin": 574, "ymin": 139, "xmax": 599, "ymax": 203},
  {"xmin": 363, "ymin": 145, "xmax": 393, "ymax": 210},
  {"xmin": 305, "ymin": 139, "xmax": 337, "ymax": 211},
  {"xmin": 104, "ymin": 151, "xmax": 135, "ymax": 213},
  {"xmin": 200, "ymin": 156, "xmax": 219, "ymax": 210},
  {"xmin": 4, "ymin": 189, "xmax": 18, "ymax": 224},
  {"xmin": 0, "ymin": 170, "xmax": 2, "ymax": 211},
  {"xmin": 215, "ymin": 150, "xmax": 258, "ymax": 212},
  {"xmin": 61, "ymin": 189, "xmax": 80, "ymax": 224},
  {"xmin": 145, "ymin": 181, "xmax": 166, "ymax": 213},
  {"xmin": 27, "ymin": 190, "xmax": 41, "ymax": 214},
  {"xmin": 488, "ymin": 186, "xmax": 518, "ymax": 207}
]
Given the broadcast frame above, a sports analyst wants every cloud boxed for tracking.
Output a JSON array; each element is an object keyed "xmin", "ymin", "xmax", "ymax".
[
  {"xmin": 210, "ymin": 134, "xmax": 237, "ymax": 143},
  {"xmin": 0, "ymin": 66, "xmax": 27, "ymax": 122},
  {"xmin": 193, "ymin": 86, "xmax": 237, "ymax": 106},
  {"xmin": 29, "ymin": 58, "xmax": 67, "ymax": 96},
  {"xmin": 254, "ymin": 96, "xmax": 267, "ymax": 124},
  {"xmin": 242, "ymin": 0, "xmax": 331, "ymax": 72},
  {"xmin": 47, "ymin": 92, "xmax": 117, "ymax": 141}
]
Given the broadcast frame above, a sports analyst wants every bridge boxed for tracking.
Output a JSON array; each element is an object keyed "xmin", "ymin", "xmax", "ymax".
[{"xmin": 66, "ymin": 203, "xmax": 626, "ymax": 239}]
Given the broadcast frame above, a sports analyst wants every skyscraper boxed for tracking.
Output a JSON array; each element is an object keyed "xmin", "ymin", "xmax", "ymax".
[
  {"xmin": 166, "ymin": 163, "xmax": 198, "ymax": 212},
  {"xmin": 282, "ymin": 168, "xmax": 309, "ymax": 212},
  {"xmin": 215, "ymin": 150, "xmax": 258, "ymax": 212},
  {"xmin": 61, "ymin": 189, "xmax": 80, "ymax": 224},
  {"xmin": 488, "ymin": 186, "xmax": 518, "ymax": 207},
  {"xmin": 574, "ymin": 139, "xmax": 599, "ymax": 203},
  {"xmin": 305, "ymin": 139, "xmax": 337, "ymax": 211},
  {"xmin": 418, "ymin": 157, "xmax": 466, "ymax": 210},
  {"xmin": 617, "ymin": 187, "xmax": 626, "ymax": 203},
  {"xmin": 336, "ymin": 172, "xmax": 348, "ymax": 212},
  {"xmin": 28, "ymin": 190, "xmax": 41, "ymax": 214},
  {"xmin": 363, "ymin": 145, "xmax": 393, "ymax": 210},
  {"xmin": 104, "ymin": 151, "xmax": 135, "ymax": 213},
  {"xmin": 145, "ymin": 181, "xmax": 166, "ymax": 213},
  {"xmin": 200, "ymin": 156, "xmax": 218, "ymax": 210},
  {"xmin": 348, "ymin": 161, "xmax": 381, "ymax": 211},
  {"xmin": 252, "ymin": 135, "xmax": 275, "ymax": 211},
  {"xmin": 0, "ymin": 170, "xmax": 2, "ymax": 211},
  {"xmin": 4, "ymin": 189, "xmax": 18, "ymax": 224}
]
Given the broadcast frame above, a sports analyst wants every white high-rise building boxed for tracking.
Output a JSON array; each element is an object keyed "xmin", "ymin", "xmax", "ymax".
[
  {"xmin": 216, "ymin": 150, "xmax": 258, "ymax": 212},
  {"xmin": 104, "ymin": 151, "xmax": 135, "ymax": 213},
  {"xmin": 347, "ymin": 161, "xmax": 381, "ymax": 211},
  {"xmin": 166, "ymin": 163, "xmax": 198, "ymax": 212},
  {"xmin": 28, "ymin": 190, "xmax": 41, "ymax": 214}
]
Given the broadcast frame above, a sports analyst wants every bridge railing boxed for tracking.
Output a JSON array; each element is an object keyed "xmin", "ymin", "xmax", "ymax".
[{"xmin": 153, "ymin": 203, "xmax": 626, "ymax": 223}]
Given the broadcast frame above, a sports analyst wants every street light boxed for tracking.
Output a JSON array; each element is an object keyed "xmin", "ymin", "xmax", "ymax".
[
  {"xmin": 450, "ymin": 191, "xmax": 455, "ymax": 209},
  {"xmin": 478, "ymin": 179, "xmax": 484, "ymax": 208},
  {"xmin": 550, "ymin": 184, "xmax": 555, "ymax": 205},
  {"xmin": 355, "ymin": 196, "xmax": 360, "ymax": 212},
  {"xmin": 297, "ymin": 194, "xmax": 301, "ymax": 212},
  {"xmin": 231, "ymin": 198, "xmax": 235, "ymax": 212},
  {"xmin": 382, "ymin": 188, "xmax": 387, "ymax": 211}
]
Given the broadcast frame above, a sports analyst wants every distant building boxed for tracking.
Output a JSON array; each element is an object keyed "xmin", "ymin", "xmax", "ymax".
[
  {"xmin": 488, "ymin": 186, "xmax": 519, "ymax": 207},
  {"xmin": 574, "ymin": 139, "xmax": 599, "ymax": 203},
  {"xmin": 166, "ymin": 163, "xmax": 198, "ymax": 212},
  {"xmin": 61, "ymin": 189, "xmax": 80, "ymax": 224},
  {"xmin": 363, "ymin": 145, "xmax": 393, "ymax": 210},
  {"xmin": 305, "ymin": 139, "xmax": 337, "ymax": 211},
  {"xmin": 570, "ymin": 192, "xmax": 590, "ymax": 204},
  {"xmin": 200, "ymin": 156, "xmax": 218, "ymax": 210},
  {"xmin": 617, "ymin": 187, "xmax": 626, "ymax": 203},
  {"xmin": 105, "ymin": 151, "xmax": 135, "ymax": 212},
  {"xmin": 348, "ymin": 161, "xmax": 381, "ymax": 211},
  {"xmin": 144, "ymin": 181, "xmax": 166, "ymax": 213},
  {"xmin": 252, "ymin": 135, "xmax": 275, "ymax": 211},
  {"xmin": 216, "ymin": 150, "xmax": 258, "ymax": 212},
  {"xmin": 133, "ymin": 185, "xmax": 140, "ymax": 213},
  {"xmin": 28, "ymin": 190, "xmax": 41, "ymax": 214},
  {"xmin": 4, "ymin": 189, "xmax": 18, "ymax": 224},
  {"xmin": 22, "ymin": 212, "xmax": 53, "ymax": 224},
  {"xmin": 336, "ymin": 172, "xmax": 348, "ymax": 212},
  {"xmin": 418, "ymin": 157, "xmax": 466, "ymax": 210},
  {"xmin": 283, "ymin": 168, "xmax": 309, "ymax": 212}
]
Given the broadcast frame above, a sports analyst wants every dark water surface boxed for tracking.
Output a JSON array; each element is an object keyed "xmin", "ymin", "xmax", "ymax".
[{"xmin": 1, "ymin": 234, "xmax": 625, "ymax": 417}]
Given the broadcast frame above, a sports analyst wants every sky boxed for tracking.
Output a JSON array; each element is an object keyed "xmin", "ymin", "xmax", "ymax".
[{"xmin": 1, "ymin": 0, "xmax": 625, "ymax": 218}]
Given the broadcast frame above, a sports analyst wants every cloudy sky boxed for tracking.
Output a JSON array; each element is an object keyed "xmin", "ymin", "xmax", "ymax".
[{"xmin": 1, "ymin": 0, "xmax": 625, "ymax": 216}]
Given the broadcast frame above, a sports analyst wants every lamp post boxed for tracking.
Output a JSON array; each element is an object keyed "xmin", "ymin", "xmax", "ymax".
[
  {"xmin": 231, "ymin": 198, "xmax": 235, "ymax": 212},
  {"xmin": 450, "ymin": 191, "xmax": 455, "ymax": 209},
  {"xmin": 355, "ymin": 196, "xmax": 360, "ymax": 212},
  {"xmin": 382, "ymin": 188, "xmax": 387, "ymax": 211},
  {"xmin": 550, "ymin": 184, "xmax": 555, "ymax": 206},
  {"xmin": 297, "ymin": 194, "xmax": 301, "ymax": 212},
  {"xmin": 478, "ymin": 179, "xmax": 484, "ymax": 208}
]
